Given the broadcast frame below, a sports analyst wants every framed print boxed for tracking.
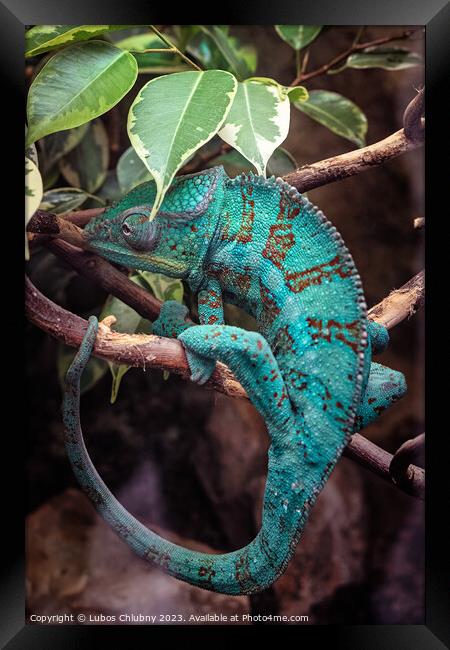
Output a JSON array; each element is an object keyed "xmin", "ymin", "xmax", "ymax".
[{"xmin": 3, "ymin": 0, "xmax": 449, "ymax": 646}]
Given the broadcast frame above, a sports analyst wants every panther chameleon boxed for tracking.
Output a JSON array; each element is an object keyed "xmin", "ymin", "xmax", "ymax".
[{"xmin": 63, "ymin": 165, "xmax": 406, "ymax": 594}]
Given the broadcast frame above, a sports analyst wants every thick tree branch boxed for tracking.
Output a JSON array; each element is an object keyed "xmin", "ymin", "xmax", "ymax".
[
  {"xmin": 45, "ymin": 239, "xmax": 162, "ymax": 321},
  {"xmin": 282, "ymin": 129, "xmax": 422, "ymax": 193},
  {"xmin": 25, "ymin": 273, "xmax": 425, "ymax": 499}
]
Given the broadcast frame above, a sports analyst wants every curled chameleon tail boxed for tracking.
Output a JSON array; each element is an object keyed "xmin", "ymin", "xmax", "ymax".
[{"xmin": 63, "ymin": 313, "xmax": 368, "ymax": 594}]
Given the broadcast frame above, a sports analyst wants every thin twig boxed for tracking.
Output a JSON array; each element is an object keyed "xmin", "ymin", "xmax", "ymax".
[
  {"xmin": 149, "ymin": 25, "xmax": 202, "ymax": 71},
  {"xmin": 290, "ymin": 28, "xmax": 421, "ymax": 85}
]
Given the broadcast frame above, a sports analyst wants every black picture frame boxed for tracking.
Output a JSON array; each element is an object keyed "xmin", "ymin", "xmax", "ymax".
[{"xmin": 5, "ymin": 1, "xmax": 450, "ymax": 646}]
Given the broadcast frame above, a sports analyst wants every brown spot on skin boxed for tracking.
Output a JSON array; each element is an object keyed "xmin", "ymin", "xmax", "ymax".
[
  {"xmin": 262, "ymin": 223, "xmax": 295, "ymax": 270},
  {"xmin": 285, "ymin": 254, "xmax": 352, "ymax": 294},
  {"xmin": 208, "ymin": 315, "xmax": 218, "ymax": 324},
  {"xmin": 368, "ymin": 397, "xmax": 376, "ymax": 404},
  {"xmin": 259, "ymin": 280, "xmax": 281, "ymax": 327},
  {"xmin": 236, "ymin": 185, "xmax": 255, "ymax": 243},
  {"xmin": 198, "ymin": 565, "xmax": 216, "ymax": 583},
  {"xmin": 306, "ymin": 317, "xmax": 361, "ymax": 353}
]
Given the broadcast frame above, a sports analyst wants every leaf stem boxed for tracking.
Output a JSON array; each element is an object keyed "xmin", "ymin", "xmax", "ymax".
[
  {"xmin": 128, "ymin": 48, "xmax": 178, "ymax": 54},
  {"xmin": 149, "ymin": 25, "xmax": 202, "ymax": 71}
]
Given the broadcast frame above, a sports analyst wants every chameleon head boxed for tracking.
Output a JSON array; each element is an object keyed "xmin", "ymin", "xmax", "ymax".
[{"xmin": 84, "ymin": 166, "xmax": 227, "ymax": 278}]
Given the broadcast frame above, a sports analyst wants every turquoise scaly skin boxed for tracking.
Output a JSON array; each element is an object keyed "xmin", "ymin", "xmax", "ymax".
[{"xmin": 63, "ymin": 166, "xmax": 406, "ymax": 594}]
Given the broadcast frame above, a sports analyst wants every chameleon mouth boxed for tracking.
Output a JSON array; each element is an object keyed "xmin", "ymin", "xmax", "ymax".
[{"xmin": 87, "ymin": 240, "xmax": 185, "ymax": 274}]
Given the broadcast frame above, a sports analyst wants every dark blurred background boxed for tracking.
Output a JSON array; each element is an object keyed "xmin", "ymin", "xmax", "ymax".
[{"xmin": 26, "ymin": 26, "xmax": 424, "ymax": 624}]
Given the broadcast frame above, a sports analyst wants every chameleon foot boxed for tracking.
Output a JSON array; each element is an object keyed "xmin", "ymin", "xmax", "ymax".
[
  {"xmin": 152, "ymin": 301, "xmax": 190, "ymax": 338},
  {"xmin": 368, "ymin": 319, "xmax": 389, "ymax": 355},
  {"xmin": 355, "ymin": 361, "xmax": 407, "ymax": 429},
  {"xmin": 153, "ymin": 301, "xmax": 216, "ymax": 385}
]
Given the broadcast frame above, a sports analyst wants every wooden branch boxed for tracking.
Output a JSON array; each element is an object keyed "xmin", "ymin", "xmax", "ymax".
[
  {"xmin": 25, "ymin": 272, "xmax": 425, "ymax": 499},
  {"xmin": 25, "ymin": 275, "xmax": 245, "ymax": 400},
  {"xmin": 28, "ymin": 207, "xmax": 424, "ymax": 338},
  {"xmin": 368, "ymin": 270, "xmax": 424, "ymax": 330},
  {"xmin": 346, "ymin": 433, "xmax": 424, "ymax": 499},
  {"xmin": 389, "ymin": 433, "xmax": 425, "ymax": 498},
  {"xmin": 45, "ymin": 239, "xmax": 162, "ymax": 321},
  {"xmin": 403, "ymin": 87, "xmax": 425, "ymax": 145},
  {"xmin": 282, "ymin": 129, "xmax": 422, "ymax": 193}
]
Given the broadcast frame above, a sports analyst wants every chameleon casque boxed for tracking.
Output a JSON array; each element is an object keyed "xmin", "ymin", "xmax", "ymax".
[{"xmin": 63, "ymin": 165, "xmax": 406, "ymax": 595}]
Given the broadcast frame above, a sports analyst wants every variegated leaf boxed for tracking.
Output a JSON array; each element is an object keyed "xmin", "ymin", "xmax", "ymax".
[
  {"xmin": 293, "ymin": 90, "xmax": 368, "ymax": 148},
  {"xmin": 25, "ymin": 157, "xmax": 43, "ymax": 259},
  {"xmin": 128, "ymin": 70, "xmax": 237, "ymax": 220},
  {"xmin": 26, "ymin": 41, "xmax": 137, "ymax": 146},
  {"xmin": 218, "ymin": 80, "xmax": 291, "ymax": 176},
  {"xmin": 26, "ymin": 25, "xmax": 131, "ymax": 58}
]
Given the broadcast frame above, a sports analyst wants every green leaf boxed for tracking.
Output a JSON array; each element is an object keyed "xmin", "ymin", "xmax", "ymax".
[
  {"xmin": 26, "ymin": 40, "xmax": 138, "ymax": 147},
  {"xmin": 26, "ymin": 25, "xmax": 132, "ymax": 58},
  {"xmin": 218, "ymin": 80, "xmax": 291, "ymax": 176},
  {"xmin": 187, "ymin": 27, "xmax": 257, "ymax": 80},
  {"xmin": 99, "ymin": 273, "xmax": 159, "ymax": 403},
  {"xmin": 59, "ymin": 120, "xmax": 109, "ymax": 193},
  {"xmin": 42, "ymin": 164, "xmax": 61, "ymax": 191},
  {"xmin": 275, "ymin": 25, "xmax": 322, "ymax": 50},
  {"xmin": 128, "ymin": 69, "xmax": 237, "ymax": 220},
  {"xmin": 110, "ymin": 364, "xmax": 131, "ymax": 404},
  {"xmin": 293, "ymin": 89, "xmax": 367, "ymax": 148},
  {"xmin": 117, "ymin": 146, "xmax": 152, "ymax": 193},
  {"xmin": 286, "ymin": 86, "xmax": 309, "ymax": 103},
  {"xmin": 135, "ymin": 270, "xmax": 184, "ymax": 303},
  {"xmin": 344, "ymin": 47, "xmax": 423, "ymax": 71},
  {"xmin": 115, "ymin": 33, "xmax": 190, "ymax": 73},
  {"xmin": 267, "ymin": 147, "xmax": 298, "ymax": 176},
  {"xmin": 96, "ymin": 170, "xmax": 123, "ymax": 204},
  {"xmin": 25, "ymin": 157, "xmax": 43, "ymax": 259},
  {"xmin": 39, "ymin": 187, "xmax": 102, "ymax": 214},
  {"xmin": 39, "ymin": 124, "xmax": 89, "ymax": 173},
  {"xmin": 207, "ymin": 146, "xmax": 297, "ymax": 178},
  {"xmin": 58, "ymin": 343, "xmax": 108, "ymax": 395}
]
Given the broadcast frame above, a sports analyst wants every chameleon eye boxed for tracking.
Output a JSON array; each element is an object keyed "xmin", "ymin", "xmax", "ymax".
[
  {"xmin": 122, "ymin": 222, "xmax": 132, "ymax": 236},
  {"xmin": 121, "ymin": 212, "xmax": 160, "ymax": 252}
]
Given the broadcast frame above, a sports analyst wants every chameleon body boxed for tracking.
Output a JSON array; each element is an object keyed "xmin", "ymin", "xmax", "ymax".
[{"xmin": 63, "ymin": 166, "xmax": 406, "ymax": 594}]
